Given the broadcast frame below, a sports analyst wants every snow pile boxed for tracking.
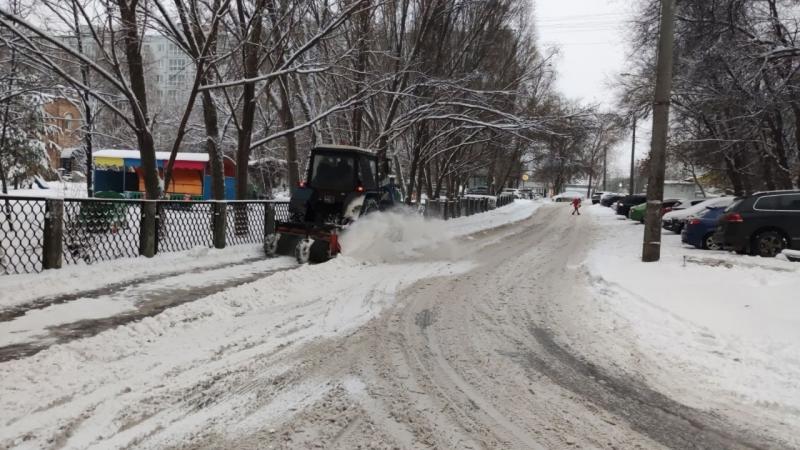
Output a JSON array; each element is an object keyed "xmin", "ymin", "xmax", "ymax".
[{"xmin": 581, "ymin": 205, "xmax": 800, "ymax": 432}]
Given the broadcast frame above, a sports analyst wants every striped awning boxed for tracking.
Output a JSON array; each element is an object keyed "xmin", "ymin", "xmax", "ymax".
[{"xmin": 94, "ymin": 156, "xmax": 125, "ymax": 170}]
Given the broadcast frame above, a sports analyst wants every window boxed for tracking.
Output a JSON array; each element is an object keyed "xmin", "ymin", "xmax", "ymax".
[
  {"xmin": 311, "ymin": 154, "xmax": 355, "ymax": 191},
  {"xmin": 786, "ymin": 195, "xmax": 800, "ymax": 211},
  {"xmin": 358, "ymin": 157, "xmax": 377, "ymax": 190},
  {"xmin": 754, "ymin": 194, "xmax": 800, "ymax": 211},
  {"xmin": 63, "ymin": 112, "xmax": 73, "ymax": 130}
]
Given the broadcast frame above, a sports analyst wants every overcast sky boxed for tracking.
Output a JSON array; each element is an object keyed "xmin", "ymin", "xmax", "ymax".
[{"xmin": 533, "ymin": 0, "xmax": 650, "ymax": 178}]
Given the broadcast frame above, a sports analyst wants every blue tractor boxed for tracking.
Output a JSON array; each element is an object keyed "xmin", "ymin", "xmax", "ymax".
[{"xmin": 264, "ymin": 145, "xmax": 401, "ymax": 263}]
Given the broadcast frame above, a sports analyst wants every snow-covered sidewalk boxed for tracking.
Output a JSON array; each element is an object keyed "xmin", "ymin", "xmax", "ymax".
[
  {"xmin": 574, "ymin": 205, "xmax": 800, "ymax": 443},
  {"xmin": 0, "ymin": 200, "xmax": 541, "ymax": 449}
]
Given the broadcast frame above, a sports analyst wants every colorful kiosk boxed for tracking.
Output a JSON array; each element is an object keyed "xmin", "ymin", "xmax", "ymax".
[{"xmin": 92, "ymin": 149, "xmax": 237, "ymax": 199}]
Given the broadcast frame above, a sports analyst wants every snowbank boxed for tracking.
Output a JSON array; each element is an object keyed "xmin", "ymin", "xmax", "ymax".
[
  {"xmin": 0, "ymin": 244, "xmax": 268, "ymax": 309},
  {"xmin": 581, "ymin": 205, "xmax": 800, "ymax": 433}
]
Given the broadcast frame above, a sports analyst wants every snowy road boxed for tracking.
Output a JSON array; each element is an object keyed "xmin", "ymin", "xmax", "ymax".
[{"xmin": 1, "ymin": 202, "xmax": 795, "ymax": 449}]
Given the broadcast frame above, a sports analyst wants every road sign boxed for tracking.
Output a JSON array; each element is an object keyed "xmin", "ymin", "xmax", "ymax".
[{"xmin": 522, "ymin": 174, "xmax": 529, "ymax": 182}]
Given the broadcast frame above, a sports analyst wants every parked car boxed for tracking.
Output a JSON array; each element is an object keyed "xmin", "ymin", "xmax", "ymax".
[
  {"xmin": 591, "ymin": 192, "xmax": 605, "ymax": 204},
  {"xmin": 662, "ymin": 197, "xmax": 735, "ymax": 234},
  {"xmin": 553, "ymin": 193, "xmax": 583, "ymax": 203},
  {"xmin": 502, "ymin": 188, "xmax": 522, "ymax": 199},
  {"xmin": 600, "ymin": 193, "xmax": 624, "ymax": 207},
  {"xmin": 615, "ymin": 194, "xmax": 647, "ymax": 217},
  {"xmin": 519, "ymin": 188, "xmax": 534, "ymax": 199},
  {"xmin": 673, "ymin": 199, "xmax": 706, "ymax": 210},
  {"xmin": 714, "ymin": 190, "xmax": 800, "ymax": 257},
  {"xmin": 681, "ymin": 206, "xmax": 727, "ymax": 250},
  {"xmin": 627, "ymin": 198, "xmax": 686, "ymax": 223}
]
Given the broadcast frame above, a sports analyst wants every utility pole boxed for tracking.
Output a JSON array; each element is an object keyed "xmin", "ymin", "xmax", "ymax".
[
  {"xmin": 629, "ymin": 116, "xmax": 636, "ymax": 195},
  {"xmin": 642, "ymin": 0, "xmax": 676, "ymax": 262},
  {"xmin": 602, "ymin": 146, "xmax": 607, "ymax": 191}
]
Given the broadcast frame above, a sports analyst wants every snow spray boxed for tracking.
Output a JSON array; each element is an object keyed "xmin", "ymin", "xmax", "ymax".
[{"xmin": 339, "ymin": 207, "xmax": 460, "ymax": 263}]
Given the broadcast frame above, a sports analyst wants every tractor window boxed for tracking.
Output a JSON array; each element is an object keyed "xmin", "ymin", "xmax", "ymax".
[
  {"xmin": 311, "ymin": 154, "xmax": 356, "ymax": 191},
  {"xmin": 359, "ymin": 158, "xmax": 378, "ymax": 190}
]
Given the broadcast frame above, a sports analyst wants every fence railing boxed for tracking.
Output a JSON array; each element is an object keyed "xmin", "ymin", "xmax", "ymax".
[
  {"xmin": 421, "ymin": 193, "xmax": 515, "ymax": 220},
  {"xmin": 1, "ymin": 193, "xmax": 512, "ymax": 275},
  {"xmin": 0, "ymin": 196, "xmax": 289, "ymax": 275}
]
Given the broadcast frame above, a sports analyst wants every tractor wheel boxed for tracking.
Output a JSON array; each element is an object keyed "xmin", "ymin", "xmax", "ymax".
[
  {"xmin": 752, "ymin": 230, "xmax": 787, "ymax": 257},
  {"xmin": 309, "ymin": 239, "xmax": 333, "ymax": 264},
  {"xmin": 264, "ymin": 233, "xmax": 279, "ymax": 257},
  {"xmin": 294, "ymin": 238, "xmax": 313, "ymax": 264}
]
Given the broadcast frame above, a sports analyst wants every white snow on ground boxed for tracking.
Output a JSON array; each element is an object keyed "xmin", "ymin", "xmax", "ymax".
[
  {"xmin": 0, "ymin": 245, "xmax": 274, "ymax": 309},
  {"xmin": 4, "ymin": 181, "xmax": 88, "ymax": 198},
  {"xmin": 579, "ymin": 205, "xmax": 800, "ymax": 438},
  {"xmin": 0, "ymin": 200, "xmax": 541, "ymax": 450}
]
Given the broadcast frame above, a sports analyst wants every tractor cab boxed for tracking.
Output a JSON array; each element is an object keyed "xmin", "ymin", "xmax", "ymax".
[{"xmin": 292, "ymin": 146, "xmax": 380, "ymax": 226}]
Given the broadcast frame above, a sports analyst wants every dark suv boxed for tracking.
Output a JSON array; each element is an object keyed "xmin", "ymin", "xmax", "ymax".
[
  {"xmin": 715, "ymin": 191, "xmax": 800, "ymax": 257},
  {"xmin": 615, "ymin": 194, "xmax": 647, "ymax": 217}
]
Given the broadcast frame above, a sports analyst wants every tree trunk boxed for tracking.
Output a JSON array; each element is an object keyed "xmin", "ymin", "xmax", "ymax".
[
  {"xmin": 117, "ymin": 0, "xmax": 158, "ymax": 199},
  {"xmin": 278, "ymin": 75, "xmax": 300, "ymax": 188},
  {"xmin": 765, "ymin": 112, "xmax": 793, "ymax": 189},
  {"xmin": 201, "ymin": 89, "xmax": 225, "ymax": 200},
  {"xmin": 791, "ymin": 104, "xmax": 800, "ymax": 187},
  {"xmin": 350, "ymin": 0, "xmax": 370, "ymax": 147},
  {"xmin": 235, "ymin": 0, "xmax": 264, "ymax": 200}
]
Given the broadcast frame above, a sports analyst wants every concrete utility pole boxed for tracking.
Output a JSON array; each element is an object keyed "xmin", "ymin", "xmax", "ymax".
[
  {"xmin": 629, "ymin": 116, "xmax": 636, "ymax": 195},
  {"xmin": 642, "ymin": 0, "xmax": 676, "ymax": 262},
  {"xmin": 602, "ymin": 147, "xmax": 607, "ymax": 191}
]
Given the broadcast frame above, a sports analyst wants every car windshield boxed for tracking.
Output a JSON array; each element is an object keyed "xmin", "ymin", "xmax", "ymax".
[{"xmin": 310, "ymin": 153, "xmax": 356, "ymax": 191}]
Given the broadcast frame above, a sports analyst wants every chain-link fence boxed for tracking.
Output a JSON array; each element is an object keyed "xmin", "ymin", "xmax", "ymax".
[
  {"xmin": 62, "ymin": 198, "xmax": 142, "ymax": 265},
  {"xmin": 226, "ymin": 202, "xmax": 267, "ymax": 246},
  {"xmin": 158, "ymin": 201, "xmax": 215, "ymax": 253},
  {"xmin": 1, "ymin": 197, "xmax": 291, "ymax": 275},
  {"xmin": 0, "ymin": 197, "xmax": 46, "ymax": 275}
]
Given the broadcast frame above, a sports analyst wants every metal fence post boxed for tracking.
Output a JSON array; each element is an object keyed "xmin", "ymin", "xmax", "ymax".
[
  {"xmin": 265, "ymin": 203, "xmax": 276, "ymax": 235},
  {"xmin": 42, "ymin": 199, "xmax": 63, "ymax": 270},
  {"xmin": 213, "ymin": 202, "xmax": 227, "ymax": 249},
  {"xmin": 140, "ymin": 201, "xmax": 157, "ymax": 257},
  {"xmin": 443, "ymin": 201, "xmax": 449, "ymax": 220}
]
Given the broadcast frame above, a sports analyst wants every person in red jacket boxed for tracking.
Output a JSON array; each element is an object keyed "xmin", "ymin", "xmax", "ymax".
[{"xmin": 571, "ymin": 197, "xmax": 582, "ymax": 215}]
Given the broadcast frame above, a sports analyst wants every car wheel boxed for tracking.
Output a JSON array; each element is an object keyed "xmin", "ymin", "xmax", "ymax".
[
  {"xmin": 752, "ymin": 231, "xmax": 787, "ymax": 258},
  {"xmin": 702, "ymin": 233, "xmax": 720, "ymax": 250}
]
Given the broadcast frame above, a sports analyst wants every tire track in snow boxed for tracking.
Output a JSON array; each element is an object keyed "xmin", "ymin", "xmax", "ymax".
[
  {"xmin": 0, "ymin": 257, "xmax": 266, "ymax": 322},
  {"xmin": 0, "ymin": 263, "xmax": 295, "ymax": 362}
]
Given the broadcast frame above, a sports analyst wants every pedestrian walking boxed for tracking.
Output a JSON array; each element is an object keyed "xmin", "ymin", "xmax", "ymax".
[{"xmin": 571, "ymin": 197, "xmax": 582, "ymax": 215}]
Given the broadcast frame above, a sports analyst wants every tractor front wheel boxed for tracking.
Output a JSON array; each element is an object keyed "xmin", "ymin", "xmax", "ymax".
[
  {"xmin": 295, "ymin": 238, "xmax": 313, "ymax": 264},
  {"xmin": 264, "ymin": 233, "xmax": 280, "ymax": 257}
]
